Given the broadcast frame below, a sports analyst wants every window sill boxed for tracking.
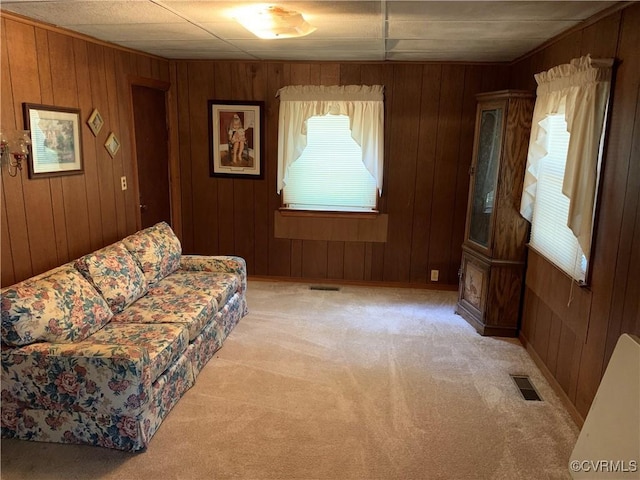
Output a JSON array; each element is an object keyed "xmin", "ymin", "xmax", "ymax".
[{"xmin": 274, "ymin": 210, "xmax": 388, "ymax": 242}]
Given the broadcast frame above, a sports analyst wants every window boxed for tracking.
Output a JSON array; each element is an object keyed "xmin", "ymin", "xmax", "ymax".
[
  {"xmin": 282, "ymin": 115, "xmax": 377, "ymax": 211},
  {"xmin": 277, "ymin": 85, "xmax": 384, "ymax": 213},
  {"xmin": 530, "ymin": 114, "xmax": 587, "ymax": 281},
  {"xmin": 520, "ymin": 55, "xmax": 613, "ymax": 285}
]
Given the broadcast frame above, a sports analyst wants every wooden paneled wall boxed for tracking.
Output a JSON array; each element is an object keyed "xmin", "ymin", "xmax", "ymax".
[
  {"xmin": 0, "ymin": 15, "xmax": 170, "ymax": 287},
  {"xmin": 1, "ymin": 0, "xmax": 637, "ymax": 422},
  {"xmin": 511, "ymin": 3, "xmax": 640, "ymax": 419},
  {"xmin": 174, "ymin": 61, "xmax": 510, "ymax": 286}
]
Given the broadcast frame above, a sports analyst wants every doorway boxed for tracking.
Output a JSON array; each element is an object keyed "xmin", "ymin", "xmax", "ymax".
[{"xmin": 131, "ymin": 83, "xmax": 171, "ymax": 229}]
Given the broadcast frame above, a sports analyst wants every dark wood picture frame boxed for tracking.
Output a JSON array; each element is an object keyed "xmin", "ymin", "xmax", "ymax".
[
  {"xmin": 23, "ymin": 103, "xmax": 84, "ymax": 178},
  {"xmin": 208, "ymin": 100, "xmax": 264, "ymax": 179}
]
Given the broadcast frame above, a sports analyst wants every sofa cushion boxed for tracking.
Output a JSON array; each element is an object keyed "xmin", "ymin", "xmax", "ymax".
[
  {"xmin": 149, "ymin": 270, "xmax": 239, "ymax": 310},
  {"xmin": 122, "ymin": 222, "xmax": 181, "ymax": 286},
  {"xmin": 75, "ymin": 242, "xmax": 148, "ymax": 314},
  {"xmin": 112, "ymin": 292, "xmax": 215, "ymax": 342},
  {"xmin": 88, "ymin": 323, "xmax": 189, "ymax": 383},
  {"xmin": 1, "ymin": 266, "xmax": 113, "ymax": 347}
]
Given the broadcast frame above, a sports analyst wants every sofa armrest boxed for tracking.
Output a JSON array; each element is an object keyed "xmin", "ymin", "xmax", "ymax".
[
  {"xmin": 179, "ymin": 255, "xmax": 247, "ymax": 294},
  {"xmin": 1, "ymin": 342, "xmax": 152, "ymax": 416}
]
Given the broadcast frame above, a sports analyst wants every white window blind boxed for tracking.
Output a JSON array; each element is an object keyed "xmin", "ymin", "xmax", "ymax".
[
  {"xmin": 282, "ymin": 114, "xmax": 377, "ymax": 212},
  {"xmin": 530, "ymin": 114, "xmax": 587, "ymax": 282}
]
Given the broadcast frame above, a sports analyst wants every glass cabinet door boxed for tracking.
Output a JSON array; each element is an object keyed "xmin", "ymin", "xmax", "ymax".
[{"xmin": 468, "ymin": 107, "xmax": 503, "ymax": 249}]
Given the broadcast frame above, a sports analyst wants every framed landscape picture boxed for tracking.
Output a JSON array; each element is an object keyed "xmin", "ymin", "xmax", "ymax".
[
  {"xmin": 208, "ymin": 100, "xmax": 264, "ymax": 179},
  {"xmin": 23, "ymin": 103, "xmax": 83, "ymax": 178}
]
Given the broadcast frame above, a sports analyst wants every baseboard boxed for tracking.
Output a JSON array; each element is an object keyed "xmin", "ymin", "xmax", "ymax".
[
  {"xmin": 519, "ymin": 333, "xmax": 585, "ymax": 428},
  {"xmin": 247, "ymin": 275, "xmax": 459, "ymax": 291}
]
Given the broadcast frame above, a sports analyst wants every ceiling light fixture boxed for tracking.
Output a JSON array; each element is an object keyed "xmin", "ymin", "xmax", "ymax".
[{"xmin": 235, "ymin": 5, "xmax": 316, "ymax": 40}]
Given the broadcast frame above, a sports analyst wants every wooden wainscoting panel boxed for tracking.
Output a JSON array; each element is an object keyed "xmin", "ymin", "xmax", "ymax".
[
  {"xmin": 1, "ymin": 193, "xmax": 16, "ymax": 286},
  {"xmin": 383, "ymin": 64, "xmax": 423, "ymax": 283},
  {"xmin": 86, "ymin": 42, "xmax": 118, "ymax": 244},
  {"xmin": 176, "ymin": 61, "xmax": 194, "ymax": 252},
  {"xmin": 274, "ymin": 211, "xmax": 389, "ymax": 243},
  {"xmin": 532, "ymin": 297, "xmax": 553, "ymax": 365},
  {"xmin": 555, "ymin": 320, "xmax": 584, "ymax": 403},
  {"xmin": 302, "ymin": 240, "xmax": 328, "ymax": 279},
  {"xmin": 327, "ymin": 241, "xmax": 345, "ymax": 279},
  {"xmin": 546, "ymin": 312, "xmax": 563, "ymax": 377},
  {"xmin": 514, "ymin": 3, "xmax": 640, "ymax": 419},
  {"xmin": 344, "ymin": 242, "xmax": 366, "ymax": 281},
  {"xmin": 575, "ymin": 4, "xmax": 640, "ymax": 417},
  {"xmin": 427, "ymin": 64, "xmax": 466, "ymax": 285},
  {"xmin": 1, "ymin": 14, "xmax": 170, "ymax": 287},
  {"xmin": 72, "ymin": 38, "xmax": 102, "ymax": 253},
  {"xmin": 604, "ymin": 82, "xmax": 640, "ymax": 369},
  {"xmin": 187, "ymin": 61, "xmax": 218, "ymax": 255},
  {"xmin": 103, "ymin": 47, "xmax": 127, "ymax": 239},
  {"xmin": 410, "ymin": 64, "xmax": 442, "ymax": 284},
  {"xmin": 1, "ymin": 19, "xmax": 33, "ymax": 283},
  {"xmin": 116, "ymin": 52, "xmax": 140, "ymax": 237},
  {"xmin": 212, "ymin": 62, "xmax": 236, "ymax": 256},
  {"xmin": 16, "ymin": 24, "xmax": 59, "ymax": 274},
  {"xmin": 579, "ymin": 10, "xmax": 621, "ymax": 57}
]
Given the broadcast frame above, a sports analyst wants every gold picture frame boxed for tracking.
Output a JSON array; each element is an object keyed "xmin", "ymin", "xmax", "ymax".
[
  {"xmin": 87, "ymin": 108, "xmax": 104, "ymax": 136},
  {"xmin": 104, "ymin": 132, "xmax": 120, "ymax": 158}
]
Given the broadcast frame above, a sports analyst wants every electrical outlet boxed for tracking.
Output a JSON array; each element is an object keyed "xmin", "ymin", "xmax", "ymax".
[
  {"xmin": 120, "ymin": 176, "xmax": 127, "ymax": 191},
  {"xmin": 430, "ymin": 269, "xmax": 439, "ymax": 282}
]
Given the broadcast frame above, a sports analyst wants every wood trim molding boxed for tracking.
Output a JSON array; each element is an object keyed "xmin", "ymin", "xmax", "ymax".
[{"xmin": 128, "ymin": 76, "xmax": 171, "ymax": 91}]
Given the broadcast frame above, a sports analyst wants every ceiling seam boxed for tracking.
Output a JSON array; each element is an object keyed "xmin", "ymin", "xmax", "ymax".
[
  {"xmin": 149, "ymin": 0, "xmax": 260, "ymax": 60},
  {"xmin": 381, "ymin": 0, "xmax": 387, "ymax": 61}
]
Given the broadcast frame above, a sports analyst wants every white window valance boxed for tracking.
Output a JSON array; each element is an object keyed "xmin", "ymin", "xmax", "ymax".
[
  {"xmin": 276, "ymin": 85, "xmax": 384, "ymax": 194},
  {"xmin": 520, "ymin": 55, "xmax": 613, "ymax": 258}
]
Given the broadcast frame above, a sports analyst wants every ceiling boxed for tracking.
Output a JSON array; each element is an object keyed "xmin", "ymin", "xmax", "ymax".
[{"xmin": 1, "ymin": 1, "xmax": 617, "ymax": 62}]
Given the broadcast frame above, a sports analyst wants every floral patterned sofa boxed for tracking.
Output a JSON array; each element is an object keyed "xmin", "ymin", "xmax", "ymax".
[{"xmin": 1, "ymin": 222, "xmax": 247, "ymax": 451}]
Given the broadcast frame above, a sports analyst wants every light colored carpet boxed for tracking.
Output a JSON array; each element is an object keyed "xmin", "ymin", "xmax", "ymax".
[{"xmin": 1, "ymin": 280, "xmax": 579, "ymax": 480}]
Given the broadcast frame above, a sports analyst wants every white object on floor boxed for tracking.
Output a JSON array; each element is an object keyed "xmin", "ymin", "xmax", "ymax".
[{"xmin": 570, "ymin": 333, "xmax": 640, "ymax": 479}]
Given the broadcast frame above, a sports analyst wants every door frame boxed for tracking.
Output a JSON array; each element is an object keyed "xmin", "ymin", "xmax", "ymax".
[{"xmin": 128, "ymin": 75, "xmax": 181, "ymax": 238}]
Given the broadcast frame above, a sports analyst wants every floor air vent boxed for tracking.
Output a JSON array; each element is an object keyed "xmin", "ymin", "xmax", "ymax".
[
  {"xmin": 510, "ymin": 375, "xmax": 542, "ymax": 401},
  {"xmin": 309, "ymin": 285, "xmax": 340, "ymax": 291}
]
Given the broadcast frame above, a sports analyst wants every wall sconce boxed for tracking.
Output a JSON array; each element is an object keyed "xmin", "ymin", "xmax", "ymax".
[{"xmin": 0, "ymin": 130, "xmax": 31, "ymax": 177}]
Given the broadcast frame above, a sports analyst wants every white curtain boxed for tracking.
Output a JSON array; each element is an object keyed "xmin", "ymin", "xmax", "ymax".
[
  {"xmin": 276, "ymin": 85, "xmax": 384, "ymax": 194},
  {"xmin": 520, "ymin": 55, "xmax": 613, "ymax": 258}
]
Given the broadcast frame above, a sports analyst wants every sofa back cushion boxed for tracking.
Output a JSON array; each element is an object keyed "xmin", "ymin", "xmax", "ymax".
[
  {"xmin": 1, "ymin": 265, "xmax": 113, "ymax": 346},
  {"xmin": 122, "ymin": 221, "xmax": 181, "ymax": 286},
  {"xmin": 75, "ymin": 242, "xmax": 148, "ymax": 314}
]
